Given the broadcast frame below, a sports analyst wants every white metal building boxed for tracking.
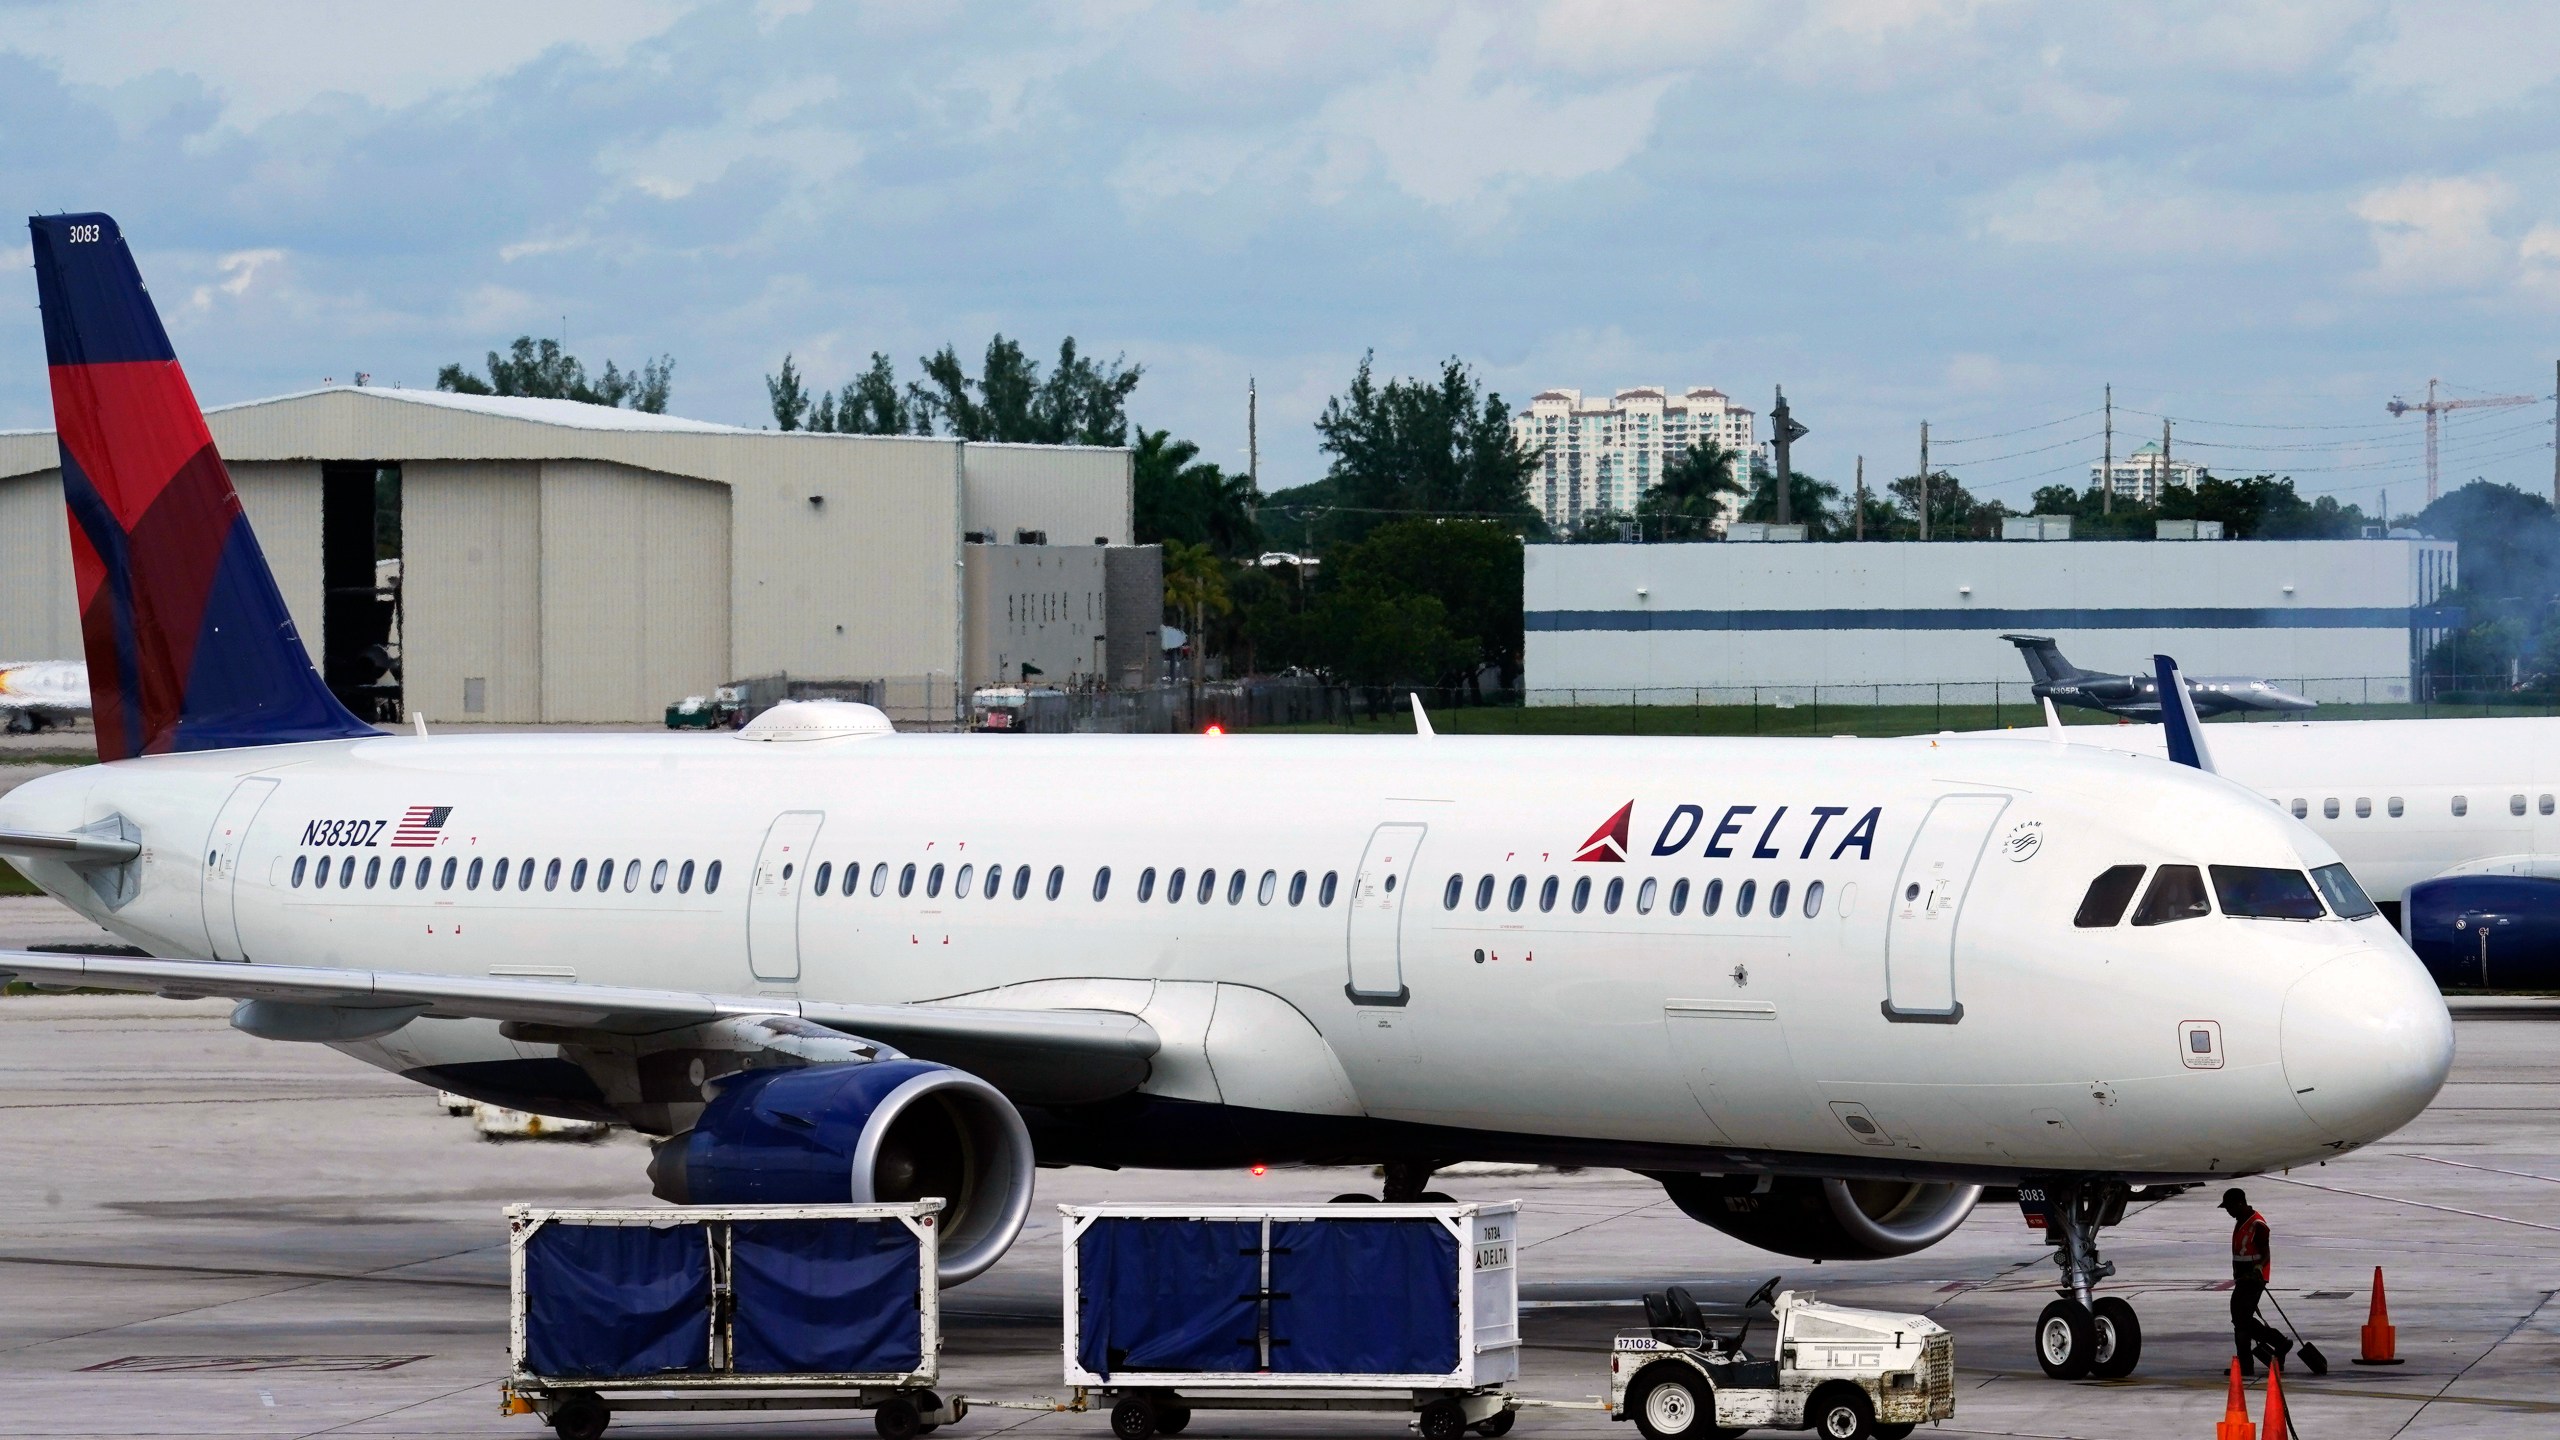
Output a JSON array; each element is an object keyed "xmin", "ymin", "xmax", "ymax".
[
  {"xmin": 1513, "ymin": 387, "xmax": 1759, "ymax": 530},
  {"xmin": 1525, "ymin": 539, "xmax": 2461, "ymax": 703},
  {"xmin": 2089, "ymin": 440, "xmax": 2202, "ymax": 504},
  {"xmin": 0, "ymin": 386, "xmax": 1135, "ymax": 725}
]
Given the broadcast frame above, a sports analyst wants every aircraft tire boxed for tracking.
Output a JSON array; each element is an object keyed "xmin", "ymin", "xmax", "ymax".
[
  {"xmin": 2035, "ymin": 1299, "xmax": 2096, "ymax": 1380},
  {"xmin": 2090, "ymin": 1296, "xmax": 2143, "ymax": 1378}
]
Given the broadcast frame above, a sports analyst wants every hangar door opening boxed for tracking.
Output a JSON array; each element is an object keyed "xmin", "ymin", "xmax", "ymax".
[{"xmin": 320, "ymin": 462, "xmax": 401, "ymax": 723}]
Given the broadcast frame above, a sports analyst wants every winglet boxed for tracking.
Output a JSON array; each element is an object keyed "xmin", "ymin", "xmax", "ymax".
[
  {"xmin": 2155, "ymin": 654, "xmax": 2217, "ymax": 773},
  {"xmin": 1410, "ymin": 692, "xmax": 1435, "ymax": 736},
  {"xmin": 2041, "ymin": 695, "xmax": 2063, "ymax": 738}
]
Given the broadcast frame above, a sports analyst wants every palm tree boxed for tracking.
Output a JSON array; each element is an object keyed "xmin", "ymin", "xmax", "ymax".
[
  {"xmin": 1638, "ymin": 441, "xmax": 1746, "ymax": 540},
  {"xmin": 1163, "ymin": 540, "xmax": 1232, "ymax": 728}
]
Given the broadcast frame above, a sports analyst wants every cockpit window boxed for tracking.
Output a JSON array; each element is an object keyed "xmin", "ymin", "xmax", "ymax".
[
  {"xmin": 2131, "ymin": 865, "xmax": 2212, "ymax": 926},
  {"xmin": 2208, "ymin": 865, "xmax": 2325, "ymax": 921},
  {"xmin": 2311, "ymin": 863, "xmax": 2378, "ymax": 919},
  {"xmin": 2073, "ymin": 865, "xmax": 2146, "ymax": 928}
]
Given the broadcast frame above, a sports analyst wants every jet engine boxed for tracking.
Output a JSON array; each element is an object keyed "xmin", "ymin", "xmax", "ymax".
[
  {"xmin": 1656, "ymin": 1174, "xmax": 1983, "ymax": 1260},
  {"xmin": 2404, "ymin": 873, "xmax": 2560, "ymax": 990},
  {"xmin": 647, "ymin": 1059, "xmax": 1036, "ymax": 1284}
]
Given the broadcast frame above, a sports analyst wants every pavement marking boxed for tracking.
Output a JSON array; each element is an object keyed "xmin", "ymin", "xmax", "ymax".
[
  {"xmin": 0, "ymin": 1251, "xmax": 507, "ymax": 1290},
  {"xmin": 1961, "ymin": 1367, "xmax": 2558, "ymax": 1413},
  {"xmin": 2391, "ymin": 1289, "xmax": 2560, "ymax": 1438},
  {"xmin": 2408, "ymin": 1152, "xmax": 2560, "ymax": 1185},
  {"xmin": 2262, "ymin": 1174, "xmax": 2560, "ymax": 1232}
]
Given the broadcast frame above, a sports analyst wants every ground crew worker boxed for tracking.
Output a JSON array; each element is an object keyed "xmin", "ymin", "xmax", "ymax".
[{"xmin": 2223, "ymin": 1187, "xmax": 2291, "ymax": 1374}]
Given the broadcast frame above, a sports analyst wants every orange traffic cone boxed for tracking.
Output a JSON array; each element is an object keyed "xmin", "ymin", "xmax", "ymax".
[
  {"xmin": 2353, "ymin": 1265, "xmax": 2404, "ymax": 1365},
  {"xmin": 2214, "ymin": 1359, "xmax": 2256, "ymax": 1440},
  {"xmin": 2262, "ymin": 1363, "xmax": 2290, "ymax": 1440}
]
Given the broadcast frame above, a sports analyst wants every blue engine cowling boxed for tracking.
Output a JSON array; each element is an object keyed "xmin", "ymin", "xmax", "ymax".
[
  {"xmin": 646, "ymin": 1059, "xmax": 1036, "ymax": 1284},
  {"xmin": 2405, "ymin": 874, "xmax": 2560, "ymax": 990}
]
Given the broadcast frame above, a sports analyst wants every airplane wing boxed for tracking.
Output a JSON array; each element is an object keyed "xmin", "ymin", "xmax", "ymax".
[{"xmin": 0, "ymin": 948, "xmax": 1158, "ymax": 1103}]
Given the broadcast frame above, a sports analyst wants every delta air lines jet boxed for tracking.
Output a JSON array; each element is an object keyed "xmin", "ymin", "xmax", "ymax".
[{"xmin": 0, "ymin": 216, "xmax": 2453, "ymax": 1382}]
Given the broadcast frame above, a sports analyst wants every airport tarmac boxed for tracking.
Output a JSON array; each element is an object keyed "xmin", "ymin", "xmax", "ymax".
[{"xmin": 3, "ymin": 897, "xmax": 2558, "ymax": 1438}]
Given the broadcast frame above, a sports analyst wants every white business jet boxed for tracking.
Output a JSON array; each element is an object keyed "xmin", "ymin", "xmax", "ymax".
[
  {"xmin": 0, "ymin": 215, "xmax": 2451, "ymax": 1383},
  {"xmin": 0, "ymin": 660, "xmax": 86, "ymax": 733}
]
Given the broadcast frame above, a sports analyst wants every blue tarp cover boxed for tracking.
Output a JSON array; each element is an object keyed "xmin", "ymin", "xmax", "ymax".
[
  {"xmin": 1270, "ymin": 1220, "xmax": 1459, "ymax": 1374},
  {"xmin": 729, "ymin": 1218, "xmax": 924, "ymax": 1375},
  {"xmin": 1075, "ymin": 1219, "xmax": 1261, "ymax": 1378},
  {"xmin": 523, "ymin": 1222, "xmax": 712, "ymax": 1378}
]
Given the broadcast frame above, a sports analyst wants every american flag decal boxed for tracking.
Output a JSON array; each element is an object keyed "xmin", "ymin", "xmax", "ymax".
[{"xmin": 391, "ymin": 806, "xmax": 451, "ymax": 848}]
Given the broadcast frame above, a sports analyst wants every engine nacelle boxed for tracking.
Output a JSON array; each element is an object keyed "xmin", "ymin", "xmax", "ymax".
[
  {"xmin": 647, "ymin": 1060, "xmax": 1035, "ymax": 1284},
  {"xmin": 2404, "ymin": 873, "xmax": 2560, "ymax": 990},
  {"xmin": 1657, "ymin": 1174, "xmax": 1982, "ymax": 1260}
]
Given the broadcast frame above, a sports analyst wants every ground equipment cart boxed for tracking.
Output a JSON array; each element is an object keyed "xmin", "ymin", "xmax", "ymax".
[
  {"xmin": 501, "ymin": 1202, "xmax": 963, "ymax": 1440},
  {"xmin": 1060, "ymin": 1201, "xmax": 1521, "ymax": 1440},
  {"xmin": 1607, "ymin": 1279, "xmax": 1953, "ymax": 1439}
]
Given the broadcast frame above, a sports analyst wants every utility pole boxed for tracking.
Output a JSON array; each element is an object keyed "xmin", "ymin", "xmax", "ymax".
[
  {"xmin": 1854, "ymin": 456, "xmax": 1866, "ymax": 541},
  {"xmin": 1770, "ymin": 385, "xmax": 1806, "ymax": 528},
  {"xmin": 2551, "ymin": 360, "xmax": 2558, "ymax": 509},
  {"xmin": 2161, "ymin": 418, "xmax": 2172, "ymax": 500},
  {"xmin": 1248, "ymin": 376, "xmax": 1259, "ymax": 496},
  {"xmin": 1918, "ymin": 421, "xmax": 1931, "ymax": 541},
  {"xmin": 2101, "ymin": 384, "xmax": 2113, "ymax": 516}
]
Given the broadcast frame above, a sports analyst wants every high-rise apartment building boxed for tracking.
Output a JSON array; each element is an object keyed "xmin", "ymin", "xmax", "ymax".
[
  {"xmin": 1512, "ymin": 387, "xmax": 1759, "ymax": 531},
  {"xmin": 2088, "ymin": 440, "xmax": 2202, "ymax": 504}
]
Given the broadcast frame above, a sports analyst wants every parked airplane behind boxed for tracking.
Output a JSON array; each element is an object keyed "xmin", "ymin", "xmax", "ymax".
[
  {"xmin": 2004, "ymin": 634, "xmax": 2316, "ymax": 719},
  {"xmin": 0, "ymin": 214, "xmax": 2451, "ymax": 1383},
  {"xmin": 0, "ymin": 660, "xmax": 86, "ymax": 733}
]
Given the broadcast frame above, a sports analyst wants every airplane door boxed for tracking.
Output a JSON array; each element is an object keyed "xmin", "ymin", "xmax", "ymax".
[
  {"xmin": 748, "ymin": 811, "xmax": 825, "ymax": 983},
  {"xmin": 1345, "ymin": 823, "xmax": 1427, "ymax": 1004},
  {"xmin": 1883, "ymin": 794, "xmax": 2009, "ymax": 1022},
  {"xmin": 201, "ymin": 777, "xmax": 279, "ymax": 961}
]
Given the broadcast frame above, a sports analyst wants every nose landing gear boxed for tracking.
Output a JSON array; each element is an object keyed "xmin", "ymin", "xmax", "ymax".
[{"xmin": 2022, "ymin": 1177, "xmax": 2142, "ymax": 1380}]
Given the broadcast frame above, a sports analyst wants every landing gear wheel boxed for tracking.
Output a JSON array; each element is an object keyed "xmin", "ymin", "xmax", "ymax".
[
  {"xmin": 1419, "ymin": 1400, "xmax": 1468, "ymax": 1440},
  {"xmin": 874, "ymin": 1398, "xmax": 923, "ymax": 1440},
  {"xmin": 1332, "ymin": 1193, "xmax": 1380, "ymax": 1203},
  {"xmin": 1474, "ymin": 1409, "xmax": 1515, "ymax": 1437},
  {"xmin": 1155, "ymin": 1407, "xmax": 1191, "ymax": 1436},
  {"xmin": 2035, "ymin": 1298, "xmax": 2097, "ymax": 1380},
  {"xmin": 551, "ymin": 1393, "xmax": 608, "ymax": 1440},
  {"xmin": 2090, "ymin": 1296, "xmax": 2143, "ymax": 1378},
  {"xmin": 1628, "ymin": 1363, "xmax": 1708, "ymax": 1440},
  {"xmin": 1110, "ymin": 1396, "xmax": 1160, "ymax": 1440},
  {"xmin": 1807, "ymin": 1384, "xmax": 1875, "ymax": 1440}
]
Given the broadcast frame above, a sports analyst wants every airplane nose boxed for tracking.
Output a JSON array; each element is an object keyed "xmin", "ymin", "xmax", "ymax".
[{"xmin": 2280, "ymin": 943, "xmax": 2453, "ymax": 1144}]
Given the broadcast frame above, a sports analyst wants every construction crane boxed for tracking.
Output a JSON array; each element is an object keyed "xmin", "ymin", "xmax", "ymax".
[{"xmin": 2387, "ymin": 378, "xmax": 2540, "ymax": 504}]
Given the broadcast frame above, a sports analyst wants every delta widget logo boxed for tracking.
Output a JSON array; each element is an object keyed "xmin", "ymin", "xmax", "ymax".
[{"xmin": 1575, "ymin": 801, "xmax": 1632, "ymax": 862}]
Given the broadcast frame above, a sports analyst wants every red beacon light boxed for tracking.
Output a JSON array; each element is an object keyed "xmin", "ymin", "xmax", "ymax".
[
  {"xmin": 1203, "ymin": 724, "xmax": 1225, "ymax": 736},
  {"xmin": 1250, "ymin": 1163, "xmax": 1267, "ymax": 1177}
]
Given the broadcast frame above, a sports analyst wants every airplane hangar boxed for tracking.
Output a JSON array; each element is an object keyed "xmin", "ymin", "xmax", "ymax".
[{"xmin": 0, "ymin": 385, "xmax": 1150, "ymax": 727}]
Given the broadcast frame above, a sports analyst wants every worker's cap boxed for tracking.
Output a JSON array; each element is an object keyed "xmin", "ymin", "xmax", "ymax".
[{"xmin": 2220, "ymin": 1187, "xmax": 2249, "ymax": 1210}]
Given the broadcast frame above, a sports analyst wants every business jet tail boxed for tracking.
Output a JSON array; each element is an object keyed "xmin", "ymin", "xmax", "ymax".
[{"xmin": 28, "ymin": 213, "xmax": 374, "ymax": 761}]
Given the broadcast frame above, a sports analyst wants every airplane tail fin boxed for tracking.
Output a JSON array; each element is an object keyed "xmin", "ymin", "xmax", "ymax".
[
  {"xmin": 2001, "ymin": 633, "xmax": 2078, "ymax": 685},
  {"xmin": 28, "ymin": 213, "xmax": 374, "ymax": 761}
]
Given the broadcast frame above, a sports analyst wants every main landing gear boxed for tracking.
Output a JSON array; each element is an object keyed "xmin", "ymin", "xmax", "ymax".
[
  {"xmin": 2024, "ymin": 1177, "xmax": 2143, "ymax": 1381},
  {"xmin": 1332, "ymin": 1160, "xmax": 1456, "ymax": 1205}
]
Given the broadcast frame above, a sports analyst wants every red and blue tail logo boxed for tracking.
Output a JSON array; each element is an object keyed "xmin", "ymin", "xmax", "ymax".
[{"xmin": 28, "ymin": 214, "xmax": 375, "ymax": 760}]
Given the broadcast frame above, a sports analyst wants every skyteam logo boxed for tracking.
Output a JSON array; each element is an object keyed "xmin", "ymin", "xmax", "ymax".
[{"xmin": 1575, "ymin": 801, "xmax": 1633, "ymax": 862}]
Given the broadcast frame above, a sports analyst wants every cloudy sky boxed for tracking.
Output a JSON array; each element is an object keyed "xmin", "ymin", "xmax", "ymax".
[{"xmin": 7, "ymin": 0, "xmax": 2560, "ymax": 510}]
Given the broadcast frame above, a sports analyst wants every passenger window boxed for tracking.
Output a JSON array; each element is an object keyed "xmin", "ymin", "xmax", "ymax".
[
  {"xmin": 872, "ymin": 863, "xmax": 889, "ymax": 897},
  {"xmin": 1226, "ymin": 870, "xmax": 1245, "ymax": 904},
  {"xmin": 1319, "ymin": 871, "xmax": 1338, "ymax": 906},
  {"xmin": 1803, "ymin": 879, "xmax": 1826, "ymax": 918},
  {"xmin": 1473, "ymin": 875, "xmax": 1493, "ymax": 911},
  {"xmin": 337, "ymin": 856, "xmax": 352, "ymax": 887},
  {"xmin": 390, "ymin": 856, "xmax": 408, "ymax": 888},
  {"xmin": 2289, "ymin": 799, "xmax": 2307, "ymax": 819},
  {"xmin": 1444, "ymin": 875, "xmax": 1464, "ymax": 910},
  {"xmin": 543, "ymin": 858, "xmax": 560, "ymax": 891},
  {"xmin": 926, "ymin": 863, "xmax": 945, "ymax": 899},
  {"xmin": 1259, "ymin": 870, "xmax": 1277, "ymax": 905},
  {"xmin": 2322, "ymin": 798, "xmax": 2339, "ymax": 819},
  {"xmin": 705, "ymin": 860, "xmax": 722, "ymax": 894},
  {"xmin": 2545, "ymin": 795, "xmax": 2556, "ymax": 817},
  {"xmin": 2453, "ymin": 795, "xmax": 2469, "ymax": 816},
  {"xmin": 312, "ymin": 856, "xmax": 330, "ymax": 890},
  {"xmin": 1046, "ymin": 865, "xmax": 1064, "ymax": 900},
  {"xmin": 1012, "ymin": 866, "xmax": 1030, "ymax": 899},
  {"xmin": 1700, "ymin": 878, "xmax": 1723, "ymax": 916},
  {"xmin": 441, "ymin": 857, "xmax": 459, "ymax": 890},
  {"xmin": 1198, "ymin": 868, "xmax": 1218, "ymax": 904},
  {"xmin": 2131, "ymin": 865, "xmax": 2211, "ymax": 925},
  {"xmin": 598, "ymin": 858, "xmax": 616, "ymax": 891},
  {"xmin": 519, "ymin": 861, "xmax": 535, "ymax": 892},
  {"xmin": 292, "ymin": 855, "xmax": 308, "ymax": 887},
  {"xmin": 898, "ymin": 863, "xmax": 917, "ymax": 898},
  {"xmin": 1092, "ymin": 866, "xmax": 1111, "ymax": 901},
  {"xmin": 1538, "ymin": 876, "xmax": 1558, "ymax": 912},
  {"xmin": 1506, "ymin": 875, "xmax": 1526, "ymax": 912},
  {"xmin": 1736, "ymin": 878, "xmax": 1758, "ymax": 917},
  {"xmin": 956, "ymin": 863, "xmax": 975, "ymax": 898},
  {"xmin": 2073, "ymin": 865, "xmax": 2146, "ymax": 927},
  {"xmin": 1290, "ymin": 870, "xmax": 1308, "ymax": 905},
  {"xmin": 2311, "ymin": 862, "xmax": 2378, "ymax": 919},
  {"xmin": 493, "ymin": 858, "xmax": 511, "ymax": 890},
  {"xmin": 2388, "ymin": 797, "xmax": 2404, "ymax": 818},
  {"xmin": 651, "ymin": 860, "xmax": 668, "ymax": 894},
  {"xmin": 815, "ymin": 862, "xmax": 833, "ymax": 895},
  {"xmin": 623, "ymin": 861, "xmax": 642, "ymax": 893},
  {"xmin": 1669, "ymin": 878, "xmax": 1689, "ymax": 915},
  {"xmin": 1604, "ymin": 877, "xmax": 1623, "ymax": 914},
  {"xmin": 1770, "ymin": 879, "xmax": 1791, "ymax": 917},
  {"xmin": 2354, "ymin": 798, "xmax": 2371, "ymax": 818},
  {"xmin": 1168, "ymin": 868, "xmax": 1188, "ymax": 903},
  {"xmin": 2515, "ymin": 794, "xmax": 2530, "ymax": 817},
  {"xmin": 1138, "ymin": 867, "xmax": 1157, "ymax": 902},
  {"xmin": 976, "ymin": 864, "xmax": 996, "ymax": 899},
  {"xmin": 1636, "ymin": 877, "xmax": 1656, "ymax": 914},
  {"xmin": 678, "ymin": 860, "xmax": 695, "ymax": 894},
  {"xmin": 1571, "ymin": 876, "xmax": 1591, "ymax": 913},
  {"xmin": 364, "ymin": 856, "xmax": 381, "ymax": 889},
  {"xmin": 2210, "ymin": 865, "xmax": 2324, "ymax": 920}
]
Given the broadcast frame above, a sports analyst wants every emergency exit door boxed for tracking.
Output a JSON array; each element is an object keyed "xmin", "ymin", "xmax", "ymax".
[
  {"xmin": 1345, "ymin": 822, "xmax": 1427, "ymax": 1004},
  {"xmin": 748, "ymin": 811, "xmax": 825, "ymax": 982},
  {"xmin": 1883, "ymin": 794, "xmax": 2009, "ymax": 1022},
  {"xmin": 201, "ymin": 777, "xmax": 279, "ymax": 961}
]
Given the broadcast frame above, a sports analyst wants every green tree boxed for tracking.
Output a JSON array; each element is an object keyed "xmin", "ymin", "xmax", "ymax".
[
  {"xmin": 1134, "ymin": 429, "xmax": 1262, "ymax": 557},
  {"xmin": 1324, "ymin": 519, "xmax": 1522, "ymax": 694},
  {"xmin": 766, "ymin": 353, "xmax": 813, "ymax": 431},
  {"xmin": 1740, "ymin": 457, "xmax": 1845, "ymax": 539},
  {"xmin": 1317, "ymin": 590, "xmax": 1473, "ymax": 709},
  {"xmin": 910, "ymin": 335, "xmax": 1142, "ymax": 445},
  {"xmin": 1163, "ymin": 540, "xmax": 1233, "ymax": 722},
  {"xmin": 437, "ymin": 336, "xmax": 673, "ymax": 412},
  {"xmin": 1637, "ymin": 441, "xmax": 1745, "ymax": 541},
  {"xmin": 1888, "ymin": 470, "xmax": 2002, "ymax": 538},
  {"xmin": 1564, "ymin": 509, "xmax": 1634, "ymax": 543},
  {"xmin": 1312, "ymin": 353, "xmax": 1543, "ymax": 544}
]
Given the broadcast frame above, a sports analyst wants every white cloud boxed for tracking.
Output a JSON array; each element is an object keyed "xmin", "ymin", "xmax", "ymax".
[
  {"xmin": 1972, "ymin": 164, "xmax": 2293, "ymax": 258},
  {"xmin": 2352, "ymin": 174, "xmax": 2517, "ymax": 291},
  {"xmin": 605, "ymin": 74, "xmax": 861, "ymax": 200},
  {"xmin": 2349, "ymin": 0, "xmax": 2560, "ymax": 117},
  {"xmin": 2517, "ymin": 224, "xmax": 2560, "ymax": 303},
  {"xmin": 183, "ymin": 248, "xmax": 285, "ymax": 313}
]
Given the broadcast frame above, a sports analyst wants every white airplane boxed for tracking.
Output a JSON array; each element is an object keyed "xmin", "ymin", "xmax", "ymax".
[
  {"xmin": 0, "ymin": 660, "xmax": 86, "ymax": 733},
  {"xmin": 1992, "ymin": 705, "xmax": 2560, "ymax": 991},
  {"xmin": 0, "ymin": 215, "xmax": 2452, "ymax": 1384}
]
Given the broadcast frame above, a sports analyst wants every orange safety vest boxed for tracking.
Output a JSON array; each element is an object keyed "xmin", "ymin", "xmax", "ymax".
[{"xmin": 2231, "ymin": 1210, "xmax": 2271, "ymax": 1280}]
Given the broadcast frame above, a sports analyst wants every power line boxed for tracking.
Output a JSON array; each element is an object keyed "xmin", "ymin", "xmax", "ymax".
[{"xmin": 1929, "ymin": 408, "xmax": 2104, "ymax": 447}]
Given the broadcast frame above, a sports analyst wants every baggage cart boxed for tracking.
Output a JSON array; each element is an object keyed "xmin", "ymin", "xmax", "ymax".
[
  {"xmin": 501, "ymin": 1202, "xmax": 964, "ymax": 1440},
  {"xmin": 1060, "ymin": 1201, "xmax": 1520, "ymax": 1440}
]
